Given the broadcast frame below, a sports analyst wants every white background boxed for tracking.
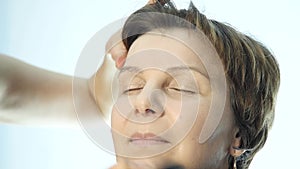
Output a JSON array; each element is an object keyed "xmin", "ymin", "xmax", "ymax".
[{"xmin": 0, "ymin": 0, "xmax": 299, "ymax": 168}]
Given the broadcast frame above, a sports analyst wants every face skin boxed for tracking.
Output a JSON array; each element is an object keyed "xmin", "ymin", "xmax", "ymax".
[{"xmin": 110, "ymin": 28, "xmax": 238, "ymax": 169}]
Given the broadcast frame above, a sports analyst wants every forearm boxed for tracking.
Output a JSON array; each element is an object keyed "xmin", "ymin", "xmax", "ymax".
[{"xmin": 0, "ymin": 54, "xmax": 85, "ymax": 127}]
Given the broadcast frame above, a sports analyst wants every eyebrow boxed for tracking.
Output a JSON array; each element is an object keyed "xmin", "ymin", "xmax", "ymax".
[
  {"xmin": 166, "ymin": 66, "xmax": 208, "ymax": 79},
  {"xmin": 118, "ymin": 66, "xmax": 141, "ymax": 77},
  {"xmin": 119, "ymin": 66, "xmax": 208, "ymax": 79}
]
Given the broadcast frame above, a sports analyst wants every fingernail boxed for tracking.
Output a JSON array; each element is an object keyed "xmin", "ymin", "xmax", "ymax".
[{"xmin": 117, "ymin": 56, "xmax": 125, "ymax": 68}]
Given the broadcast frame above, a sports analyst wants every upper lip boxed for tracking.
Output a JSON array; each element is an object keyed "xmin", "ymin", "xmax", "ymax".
[{"xmin": 129, "ymin": 132, "xmax": 170, "ymax": 143}]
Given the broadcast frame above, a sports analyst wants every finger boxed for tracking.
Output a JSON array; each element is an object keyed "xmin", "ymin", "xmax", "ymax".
[
  {"xmin": 147, "ymin": 0, "xmax": 156, "ymax": 4},
  {"xmin": 109, "ymin": 41, "xmax": 127, "ymax": 61},
  {"xmin": 116, "ymin": 55, "xmax": 126, "ymax": 69},
  {"xmin": 147, "ymin": 0, "xmax": 170, "ymax": 5},
  {"xmin": 105, "ymin": 29, "xmax": 123, "ymax": 56}
]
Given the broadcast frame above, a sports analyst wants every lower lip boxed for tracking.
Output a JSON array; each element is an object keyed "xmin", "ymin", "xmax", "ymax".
[{"xmin": 129, "ymin": 139, "xmax": 169, "ymax": 146}]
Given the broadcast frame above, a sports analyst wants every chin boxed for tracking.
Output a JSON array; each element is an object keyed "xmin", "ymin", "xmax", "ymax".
[
  {"xmin": 118, "ymin": 155, "xmax": 189, "ymax": 169},
  {"xmin": 117, "ymin": 156, "xmax": 167, "ymax": 169}
]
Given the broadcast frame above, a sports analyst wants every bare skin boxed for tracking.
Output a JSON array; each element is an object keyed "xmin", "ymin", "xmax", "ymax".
[
  {"xmin": 0, "ymin": 11, "xmax": 120, "ymax": 127},
  {"xmin": 109, "ymin": 29, "xmax": 241, "ymax": 169},
  {"xmin": 1, "ymin": 1, "xmax": 246, "ymax": 168},
  {"xmin": 0, "ymin": 0, "xmax": 158, "ymax": 127},
  {"xmin": 0, "ymin": 54, "xmax": 110, "ymax": 127}
]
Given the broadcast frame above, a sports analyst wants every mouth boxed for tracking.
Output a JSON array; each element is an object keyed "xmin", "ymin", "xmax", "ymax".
[{"xmin": 129, "ymin": 132, "xmax": 170, "ymax": 146}]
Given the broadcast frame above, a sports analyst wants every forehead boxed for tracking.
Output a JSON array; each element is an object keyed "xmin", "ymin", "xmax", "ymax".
[
  {"xmin": 124, "ymin": 28, "xmax": 219, "ymax": 76},
  {"xmin": 128, "ymin": 28, "xmax": 201, "ymax": 60}
]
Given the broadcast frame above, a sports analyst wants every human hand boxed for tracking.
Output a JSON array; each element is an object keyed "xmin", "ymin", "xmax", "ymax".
[
  {"xmin": 105, "ymin": 29, "xmax": 127, "ymax": 69},
  {"xmin": 105, "ymin": 0, "xmax": 169, "ymax": 69}
]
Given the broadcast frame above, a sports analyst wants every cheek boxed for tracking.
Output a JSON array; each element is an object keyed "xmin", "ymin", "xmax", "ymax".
[
  {"xmin": 164, "ymin": 98, "xmax": 217, "ymax": 163},
  {"xmin": 175, "ymin": 98, "xmax": 234, "ymax": 166},
  {"xmin": 111, "ymin": 94, "xmax": 134, "ymax": 128},
  {"xmin": 168, "ymin": 122, "xmax": 229, "ymax": 168},
  {"xmin": 163, "ymin": 99, "xmax": 182, "ymax": 123},
  {"xmin": 111, "ymin": 106, "xmax": 127, "ymax": 134},
  {"xmin": 175, "ymin": 96, "xmax": 211, "ymax": 134}
]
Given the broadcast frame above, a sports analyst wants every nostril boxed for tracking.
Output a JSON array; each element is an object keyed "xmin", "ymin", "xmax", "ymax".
[{"xmin": 145, "ymin": 108, "xmax": 156, "ymax": 114}]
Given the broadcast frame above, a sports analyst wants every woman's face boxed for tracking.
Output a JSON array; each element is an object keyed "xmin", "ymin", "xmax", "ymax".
[{"xmin": 111, "ymin": 29, "xmax": 236, "ymax": 169}]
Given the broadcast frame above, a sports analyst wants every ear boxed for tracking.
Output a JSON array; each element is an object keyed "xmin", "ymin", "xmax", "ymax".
[{"xmin": 229, "ymin": 129, "xmax": 246, "ymax": 157}]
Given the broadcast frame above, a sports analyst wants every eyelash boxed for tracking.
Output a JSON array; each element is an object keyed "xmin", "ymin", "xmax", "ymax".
[
  {"xmin": 168, "ymin": 87, "xmax": 196, "ymax": 94},
  {"xmin": 123, "ymin": 87, "xmax": 143, "ymax": 94},
  {"xmin": 123, "ymin": 87, "xmax": 195, "ymax": 95}
]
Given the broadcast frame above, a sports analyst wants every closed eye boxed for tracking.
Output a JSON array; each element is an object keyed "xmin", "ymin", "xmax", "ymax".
[
  {"xmin": 168, "ymin": 87, "xmax": 196, "ymax": 94},
  {"xmin": 123, "ymin": 87, "xmax": 143, "ymax": 94}
]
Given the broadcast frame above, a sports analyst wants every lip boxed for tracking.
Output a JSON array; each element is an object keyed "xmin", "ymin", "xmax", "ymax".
[{"xmin": 129, "ymin": 132, "xmax": 170, "ymax": 146}]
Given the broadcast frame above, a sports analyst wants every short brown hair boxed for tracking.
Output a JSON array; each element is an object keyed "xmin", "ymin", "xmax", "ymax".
[{"xmin": 122, "ymin": 1, "xmax": 280, "ymax": 168}]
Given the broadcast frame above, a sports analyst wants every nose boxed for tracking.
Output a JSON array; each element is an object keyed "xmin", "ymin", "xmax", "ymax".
[
  {"xmin": 135, "ymin": 93, "xmax": 154, "ymax": 116},
  {"xmin": 134, "ymin": 87, "xmax": 165, "ymax": 118}
]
